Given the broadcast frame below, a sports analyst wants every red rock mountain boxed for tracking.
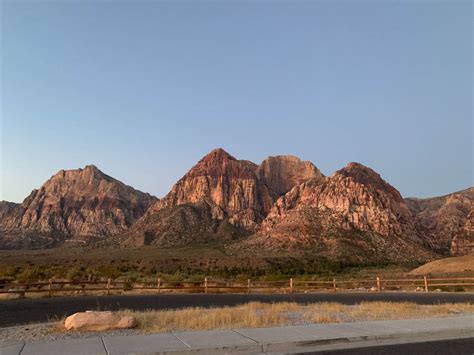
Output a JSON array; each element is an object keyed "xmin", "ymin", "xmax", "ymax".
[
  {"xmin": 145, "ymin": 148, "xmax": 324, "ymax": 230},
  {"xmin": 249, "ymin": 163, "xmax": 431, "ymax": 263},
  {"xmin": 0, "ymin": 150, "xmax": 471, "ymax": 262},
  {"xmin": 0, "ymin": 165, "xmax": 156, "ymax": 248},
  {"xmin": 406, "ymin": 188, "xmax": 474, "ymax": 255}
]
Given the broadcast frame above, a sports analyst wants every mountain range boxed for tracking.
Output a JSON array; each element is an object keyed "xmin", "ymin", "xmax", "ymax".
[{"xmin": 1, "ymin": 148, "xmax": 472, "ymax": 263}]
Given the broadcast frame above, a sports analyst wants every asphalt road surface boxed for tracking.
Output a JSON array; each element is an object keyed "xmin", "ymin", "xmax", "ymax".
[
  {"xmin": 296, "ymin": 337, "xmax": 474, "ymax": 354},
  {"xmin": 1, "ymin": 292, "xmax": 473, "ymax": 327}
]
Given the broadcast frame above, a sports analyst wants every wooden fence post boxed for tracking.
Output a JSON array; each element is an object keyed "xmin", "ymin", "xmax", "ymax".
[
  {"xmin": 48, "ymin": 278, "xmax": 53, "ymax": 297},
  {"xmin": 247, "ymin": 279, "xmax": 251, "ymax": 294},
  {"xmin": 290, "ymin": 278, "xmax": 293, "ymax": 293},
  {"xmin": 333, "ymin": 278, "xmax": 337, "ymax": 293},
  {"xmin": 376, "ymin": 277, "xmax": 381, "ymax": 292},
  {"xmin": 204, "ymin": 277, "xmax": 208, "ymax": 294},
  {"xmin": 157, "ymin": 277, "xmax": 161, "ymax": 294},
  {"xmin": 107, "ymin": 278, "xmax": 111, "ymax": 295},
  {"xmin": 424, "ymin": 276, "xmax": 429, "ymax": 292}
]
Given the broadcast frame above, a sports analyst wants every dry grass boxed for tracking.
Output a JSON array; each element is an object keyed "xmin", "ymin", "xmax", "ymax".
[
  {"xmin": 410, "ymin": 254, "xmax": 474, "ymax": 276},
  {"xmin": 118, "ymin": 301, "xmax": 474, "ymax": 332}
]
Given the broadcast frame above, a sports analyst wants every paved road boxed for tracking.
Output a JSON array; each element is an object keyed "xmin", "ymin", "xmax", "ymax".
[
  {"xmin": 299, "ymin": 337, "xmax": 474, "ymax": 354},
  {"xmin": 0, "ymin": 292, "xmax": 473, "ymax": 327}
]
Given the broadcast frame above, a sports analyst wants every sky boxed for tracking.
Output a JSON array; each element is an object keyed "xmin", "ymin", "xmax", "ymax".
[{"xmin": 0, "ymin": 0, "xmax": 472, "ymax": 203}]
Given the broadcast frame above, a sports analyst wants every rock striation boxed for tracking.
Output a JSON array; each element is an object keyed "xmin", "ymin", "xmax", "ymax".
[{"xmin": 0, "ymin": 165, "xmax": 156, "ymax": 248}]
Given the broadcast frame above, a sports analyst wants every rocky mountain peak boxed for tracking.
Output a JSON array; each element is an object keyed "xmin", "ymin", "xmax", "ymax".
[
  {"xmin": 0, "ymin": 165, "xmax": 157, "ymax": 248},
  {"xmin": 256, "ymin": 159, "xmax": 418, "ymax": 257},
  {"xmin": 202, "ymin": 147, "xmax": 235, "ymax": 161},
  {"xmin": 138, "ymin": 149, "xmax": 325, "ymax": 234},
  {"xmin": 55, "ymin": 164, "xmax": 111, "ymax": 181},
  {"xmin": 183, "ymin": 148, "xmax": 256, "ymax": 180},
  {"xmin": 335, "ymin": 162, "xmax": 403, "ymax": 202}
]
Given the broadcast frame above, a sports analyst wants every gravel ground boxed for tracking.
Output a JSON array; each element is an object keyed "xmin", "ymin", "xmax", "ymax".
[{"xmin": 0, "ymin": 322, "xmax": 144, "ymax": 343}]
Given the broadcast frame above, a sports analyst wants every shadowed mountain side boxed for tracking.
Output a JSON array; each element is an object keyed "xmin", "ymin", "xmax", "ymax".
[
  {"xmin": 406, "ymin": 187, "xmax": 474, "ymax": 255},
  {"xmin": 119, "ymin": 201, "xmax": 252, "ymax": 247},
  {"xmin": 0, "ymin": 201, "xmax": 19, "ymax": 219}
]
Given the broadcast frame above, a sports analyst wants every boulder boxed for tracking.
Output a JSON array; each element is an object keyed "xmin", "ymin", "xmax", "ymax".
[{"xmin": 64, "ymin": 311, "xmax": 136, "ymax": 331}]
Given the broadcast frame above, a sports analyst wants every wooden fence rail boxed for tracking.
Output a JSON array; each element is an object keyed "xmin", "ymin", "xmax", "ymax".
[{"xmin": 0, "ymin": 276, "xmax": 472, "ymax": 297}]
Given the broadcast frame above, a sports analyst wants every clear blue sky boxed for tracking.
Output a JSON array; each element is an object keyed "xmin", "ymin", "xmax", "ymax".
[{"xmin": 1, "ymin": 0, "xmax": 472, "ymax": 203}]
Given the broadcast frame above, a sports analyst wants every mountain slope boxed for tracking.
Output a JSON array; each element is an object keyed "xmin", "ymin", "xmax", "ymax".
[
  {"xmin": 0, "ymin": 201, "xmax": 19, "ymax": 219},
  {"xmin": 120, "ymin": 201, "xmax": 251, "ymax": 247},
  {"xmin": 156, "ymin": 148, "xmax": 263, "ymax": 229},
  {"xmin": 246, "ymin": 163, "xmax": 432, "ymax": 263},
  {"xmin": 406, "ymin": 188, "xmax": 473, "ymax": 255},
  {"xmin": 122, "ymin": 148, "xmax": 324, "ymax": 246},
  {"xmin": 0, "ymin": 165, "xmax": 156, "ymax": 249}
]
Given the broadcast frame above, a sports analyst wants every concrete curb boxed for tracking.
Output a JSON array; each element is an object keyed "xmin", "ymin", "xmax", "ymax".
[{"xmin": 160, "ymin": 328, "xmax": 474, "ymax": 354}]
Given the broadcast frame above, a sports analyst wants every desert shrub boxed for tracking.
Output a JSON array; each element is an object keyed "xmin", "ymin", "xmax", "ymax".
[
  {"xmin": 164, "ymin": 271, "xmax": 185, "ymax": 282},
  {"xmin": 235, "ymin": 273, "xmax": 251, "ymax": 283},
  {"xmin": 97, "ymin": 265, "xmax": 121, "ymax": 280},
  {"xmin": 263, "ymin": 272, "xmax": 288, "ymax": 281},
  {"xmin": 296, "ymin": 274, "xmax": 313, "ymax": 281},
  {"xmin": 66, "ymin": 267, "xmax": 86, "ymax": 282},
  {"xmin": 187, "ymin": 274, "xmax": 206, "ymax": 282},
  {"xmin": 123, "ymin": 279, "xmax": 134, "ymax": 290},
  {"xmin": 16, "ymin": 267, "xmax": 47, "ymax": 282},
  {"xmin": 0, "ymin": 266, "xmax": 20, "ymax": 278}
]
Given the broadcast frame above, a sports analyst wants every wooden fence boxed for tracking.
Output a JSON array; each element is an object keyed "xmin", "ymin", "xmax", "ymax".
[{"xmin": 1, "ymin": 276, "xmax": 473, "ymax": 297}]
